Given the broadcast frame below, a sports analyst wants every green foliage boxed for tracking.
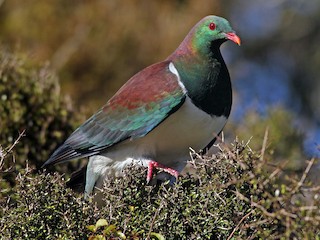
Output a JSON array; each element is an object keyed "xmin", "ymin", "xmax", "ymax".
[
  {"xmin": 230, "ymin": 107, "xmax": 305, "ymax": 170},
  {"xmin": 0, "ymin": 49, "xmax": 83, "ymax": 195},
  {"xmin": 87, "ymin": 218, "xmax": 129, "ymax": 240},
  {"xmin": 1, "ymin": 139, "xmax": 319, "ymax": 239},
  {"xmin": 1, "ymin": 171, "xmax": 98, "ymax": 239},
  {"xmin": 96, "ymin": 140, "xmax": 319, "ymax": 239}
]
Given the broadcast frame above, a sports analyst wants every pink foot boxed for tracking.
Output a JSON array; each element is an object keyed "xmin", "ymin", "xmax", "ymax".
[
  {"xmin": 147, "ymin": 161, "xmax": 154, "ymax": 183},
  {"xmin": 147, "ymin": 161, "xmax": 179, "ymax": 183}
]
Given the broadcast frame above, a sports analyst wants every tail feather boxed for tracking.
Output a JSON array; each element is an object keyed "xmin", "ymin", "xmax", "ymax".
[
  {"xmin": 42, "ymin": 144, "xmax": 98, "ymax": 167},
  {"xmin": 66, "ymin": 165, "xmax": 87, "ymax": 192}
]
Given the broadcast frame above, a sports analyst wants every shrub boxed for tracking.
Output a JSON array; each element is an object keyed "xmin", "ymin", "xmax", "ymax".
[
  {"xmin": 1, "ymin": 138, "xmax": 319, "ymax": 239},
  {"xmin": 0, "ymin": 49, "xmax": 83, "ymax": 167},
  {"xmin": 230, "ymin": 108, "xmax": 306, "ymax": 171},
  {"xmin": 0, "ymin": 49, "xmax": 83, "ymax": 198},
  {"xmin": 1, "ymin": 171, "xmax": 98, "ymax": 239}
]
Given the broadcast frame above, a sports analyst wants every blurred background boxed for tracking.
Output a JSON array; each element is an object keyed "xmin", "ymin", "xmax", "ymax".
[{"xmin": 0, "ymin": 0, "xmax": 319, "ymax": 175}]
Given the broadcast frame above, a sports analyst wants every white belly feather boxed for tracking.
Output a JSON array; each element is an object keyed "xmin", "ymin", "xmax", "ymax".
[{"xmin": 85, "ymin": 97, "xmax": 227, "ymax": 195}]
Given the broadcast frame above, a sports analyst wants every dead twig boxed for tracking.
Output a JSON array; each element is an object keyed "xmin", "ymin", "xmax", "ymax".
[
  {"xmin": 146, "ymin": 199, "xmax": 164, "ymax": 240},
  {"xmin": 0, "ymin": 130, "xmax": 25, "ymax": 173},
  {"xmin": 260, "ymin": 126, "xmax": 269, "ymax": 162},
  {"xmin": 293, "ymin": 158, "xmax": 315, "ymax": 194},
  {"xmin": 6, "ymin": 130, "xmax": 26, "ymax": 154},
  {"xmin": 227, "ymin": 210, "xmax": 253, "ymax": 240}
]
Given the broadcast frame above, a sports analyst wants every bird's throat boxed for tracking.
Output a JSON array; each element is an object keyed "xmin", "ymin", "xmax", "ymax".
[{"xmin": 173, "ymin": 47, "xmax": 232, "ymax": 117}]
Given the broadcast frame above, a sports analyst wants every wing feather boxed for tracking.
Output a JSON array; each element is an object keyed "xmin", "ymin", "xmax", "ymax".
[{"xmin": 43, "ymin": 61, "xmax": 186, "ymax": 166}]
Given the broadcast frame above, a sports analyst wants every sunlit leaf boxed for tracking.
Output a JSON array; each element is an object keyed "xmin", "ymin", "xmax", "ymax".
[
  {"xmin": 103, "ymin": 224, "xmax": 117, "ymax": 235},
  {"xmin": 87, "ymin": 225, "xmax": 97, "ymax": 233},
  {"xmin": 116, "ymin": 231, "xmax": 127, "ymax": 239},
  {"xmin": 150, "ymin": 232, "xmax": 165, "ymax": 240},
  {"xmin": 95, "ymin": 219, "xmax": 108, "ymax": 229}
]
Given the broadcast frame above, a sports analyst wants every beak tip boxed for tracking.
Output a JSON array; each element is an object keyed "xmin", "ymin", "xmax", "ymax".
[{"xmin": 226, "ymin": 32, "xmax": 241, "ymax": 46}]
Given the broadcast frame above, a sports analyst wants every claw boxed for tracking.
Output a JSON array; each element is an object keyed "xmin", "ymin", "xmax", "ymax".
[{"xmin": 147, "ymin": 160, "xmax": 179, "ymax": 183}]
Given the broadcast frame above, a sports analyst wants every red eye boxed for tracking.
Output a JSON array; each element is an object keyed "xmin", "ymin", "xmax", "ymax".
[{"xmin": 209, "ymin": 22, "xmax": 216, "ymax": 30}]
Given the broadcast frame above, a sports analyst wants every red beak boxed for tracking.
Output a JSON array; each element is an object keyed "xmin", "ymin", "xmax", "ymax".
[{"xmin": 225, "ymin": 32, "xmax": 241, "ymax": 46}]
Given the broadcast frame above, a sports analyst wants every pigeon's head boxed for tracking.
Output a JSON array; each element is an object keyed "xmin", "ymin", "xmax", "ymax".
[
  {"xmin": 169, "ymin": 15, "xmax": 240, "ymax": 60},
  {"xmin": 192, "ymin": 15, "xmax": 241, "ymax": 51}
]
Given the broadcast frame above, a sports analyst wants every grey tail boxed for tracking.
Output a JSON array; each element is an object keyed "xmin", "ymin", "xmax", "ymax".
[{"xmin": 66, "ymin": 165, "xmax": 87, "ymax": 193}]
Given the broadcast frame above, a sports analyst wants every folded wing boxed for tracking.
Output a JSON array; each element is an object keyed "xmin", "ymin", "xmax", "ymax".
[{"xmin": 43, "ymin": 61, "xmax": 186, "ymax": 166}]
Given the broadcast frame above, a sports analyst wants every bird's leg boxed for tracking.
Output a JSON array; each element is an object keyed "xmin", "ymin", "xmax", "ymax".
[
  {"xmin": 147, "ymin": 160, "xmax": 179, "ymax": 183},
  {"xmin": 147, "ymin": 161, "xmax": 155, "ymax": 183}
]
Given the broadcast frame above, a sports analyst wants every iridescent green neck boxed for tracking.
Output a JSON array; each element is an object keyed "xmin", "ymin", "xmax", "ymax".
[{"xmin": 167, "ymin": 39, "xmax": 232, "ymax": 117}]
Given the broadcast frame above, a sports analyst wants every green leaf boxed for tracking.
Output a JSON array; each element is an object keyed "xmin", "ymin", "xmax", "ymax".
[
  {"xmin": 95, "ymin": 219, "xmax": 108, "ymax": 229},
  {"xmin": 92, "ymin": 235, "xmax": 106, "ymax": 240},
  {"xmin": 150, "ymin": 232, "xmax": 165, "ymax": 240},
  {"xmin": 87, "ymin": 225, "xmax": 97, "ymax": 233},
  {"xmin": 103, "ymin": 224, "xmax": 117, "ymax": 235},
  {"xmin": 116, "ymin": 231, "xmax": 127, "ymax": 239}
]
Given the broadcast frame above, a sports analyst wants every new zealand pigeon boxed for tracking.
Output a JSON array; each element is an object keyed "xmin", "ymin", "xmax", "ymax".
[{"xmin": 43, "ymin": 15, "xmax": 240, "ymax": 196}]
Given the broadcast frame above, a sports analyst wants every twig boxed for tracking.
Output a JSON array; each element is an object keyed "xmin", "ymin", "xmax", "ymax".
[
  {"xmin": 301, "ymin": 185, "xmax": 320, "ymax": 192},
  {"xmin": 227, "ymin": 210, "xmax": 253, "ymax": 240},
  {"xmin": 189, "ymin": 147, "xmax": 203, "ymax": 162},
  {"xmin": 235, "ymin": 191, "xmax": 276, "ymax": 218},
  {"xmin": 244, "ymin": 136, "xmax": 253, "ymax": 149},
  {"xmin": 299, "ymin": 206, "xmax": 318, "ymax": 211},
  {"xmin": 0, "ymin": 130, "xmax": 25, "ymax": 173},
  {"xmin": 260, "ymin": 126, "xmax": 269, "ymax": 162},
  {"xmin": 6, "ymin": 130, "xmax": 26, "ymax": 154},
  {"xmin": 146, "ymin": 199, "xmax": 164, "ymax": 240},
  {"xmin": 293, "ymin": 158, "xmax": 315, "ymax": 194},
  {"xmin": 262, "ymin": 160, "xmax": 288, "ymax": 186},
  {"xmin": 212, "ymin": 132, "xmax": 235, "ymax": 158},
  {"xmin": 213, "ymin": 190, "xmax": 227, "ymax": 206},
  {"xmin": 236, "ymin": 191, "xmax": 298, "ymax": 220}
]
